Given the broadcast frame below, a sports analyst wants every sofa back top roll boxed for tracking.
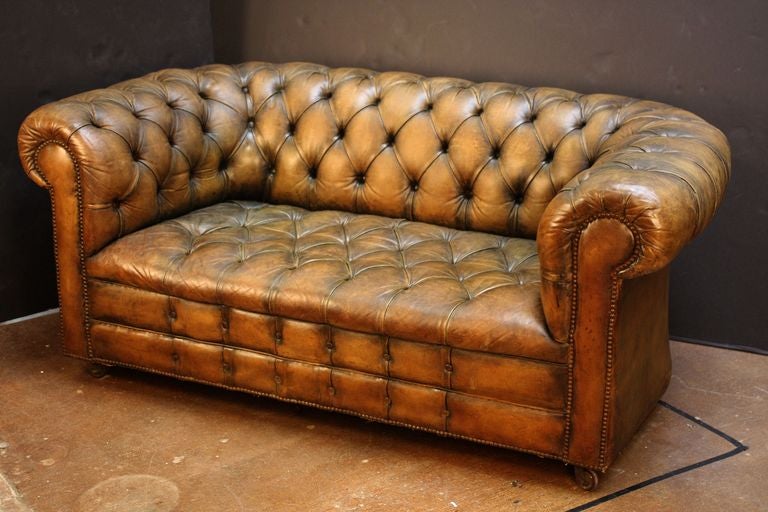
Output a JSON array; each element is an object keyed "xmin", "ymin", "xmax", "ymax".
[{"xmin": 19, "ymin": 61, "xmax": 721, "ymax": 255}]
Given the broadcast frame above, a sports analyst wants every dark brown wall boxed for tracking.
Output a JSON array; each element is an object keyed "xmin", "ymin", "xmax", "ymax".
[
  {"xmin": 1, "ymin": 0, "xmax": 213, "ymax": 321},
  {"xmin": 211, "ymin": 0, "xmax": 767, "ymax": 350}
]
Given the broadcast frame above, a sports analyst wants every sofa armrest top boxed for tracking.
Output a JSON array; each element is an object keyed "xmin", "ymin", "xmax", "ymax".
[{"xmin": 537, "ymin": 103, "xmax": 731, "ymax": 341}]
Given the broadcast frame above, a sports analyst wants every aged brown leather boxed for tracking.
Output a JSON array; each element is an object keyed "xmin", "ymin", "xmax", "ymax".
[{"xmin": 17, "ymin": 62, "xmax": 731, "ymax": 476}]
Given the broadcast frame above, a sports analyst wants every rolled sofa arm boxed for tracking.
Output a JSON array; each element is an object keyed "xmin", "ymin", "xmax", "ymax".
[{"xmin": 537, "ymin": 103, "xmax": 731, "ymax": 342}]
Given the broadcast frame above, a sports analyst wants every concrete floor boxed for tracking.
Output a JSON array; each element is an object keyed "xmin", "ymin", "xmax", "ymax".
[{"xmin": 0, "ymin": 313, "xmax": 765, "ymax": 511}]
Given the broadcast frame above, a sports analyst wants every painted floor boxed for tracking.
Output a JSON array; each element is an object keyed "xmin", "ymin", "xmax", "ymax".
[{"xmin": 0, "ymin": 313, "xmax": 765, "ymax": 511}]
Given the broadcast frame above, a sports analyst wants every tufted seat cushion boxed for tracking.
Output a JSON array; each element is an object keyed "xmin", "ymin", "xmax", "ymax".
[{"xmin": 87, "ymin": 200, "xmax": 565, "ymax": 364}]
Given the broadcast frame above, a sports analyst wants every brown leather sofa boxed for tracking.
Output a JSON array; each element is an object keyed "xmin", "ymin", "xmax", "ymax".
[{"xmin": 17, "ymin": 62, "xmax": 730, "ymax": 489}]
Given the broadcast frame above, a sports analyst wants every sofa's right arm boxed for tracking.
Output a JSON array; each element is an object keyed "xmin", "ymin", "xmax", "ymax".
[{"xmin": 22, "ymin": 129, "xmax": 93, "ymax": 359}]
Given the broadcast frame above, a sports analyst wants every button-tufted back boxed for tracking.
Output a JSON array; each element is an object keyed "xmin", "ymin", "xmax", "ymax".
[{"xmin": 19, "ymin": 61, "xmax": 698, "ymax": 255}]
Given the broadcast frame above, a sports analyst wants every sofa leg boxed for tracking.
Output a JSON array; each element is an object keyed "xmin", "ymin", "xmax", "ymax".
[
  {"xmin": 573, "ymin": 466, "xmax": 599, "ymax": 491},
  {"xmin": 86, "ymin": 362, "xmax": 110, "ymax": 378}
]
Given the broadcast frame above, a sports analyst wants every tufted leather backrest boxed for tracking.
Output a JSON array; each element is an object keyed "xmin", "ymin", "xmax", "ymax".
[{"xmin": 19, "ymin": 61, "xmax": 702, "ymax": 255}]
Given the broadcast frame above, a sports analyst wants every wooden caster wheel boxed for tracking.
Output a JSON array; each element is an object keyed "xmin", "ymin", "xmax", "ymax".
[
  {"xmin": 573, "ymin": 466, "xmax": 599, "ymax": 491},
  {"xmin": 87, "ymin": 363, "xmax": 109, "ymax": 378}
]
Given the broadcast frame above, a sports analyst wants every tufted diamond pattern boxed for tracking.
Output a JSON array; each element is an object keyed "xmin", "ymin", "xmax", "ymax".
[
  {"xmin": 87, "ymin": 200, "xmax": 564, "ymax": 362},
  {"xmin": 19, "ymin": 61, "xmax": 680, "ymax": 256}
]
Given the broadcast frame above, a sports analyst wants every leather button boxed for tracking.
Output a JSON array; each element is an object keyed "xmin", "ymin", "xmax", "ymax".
[
  {"xmin": 247, "ymin": 119, "xmax": 255, "ymax": 129},
  {"xmin": 241, "ymin": 86, "xmax": 249, "ymax": 93},
  {"xmin": 222, "ymin": 362, "xmax": 231, "ymax": 373},
  {"xmin": 274, "ymin": 375, "xmax": 282, "ymax": 384},
  {"xmin": 325, "ymin": 341, "xmax": 334, "ymax": 350},
  {"xmin": 410, "ymin": 181, "xmax": 419, "ymax": 191},
  {"xmin": 444, "ymin": 363, "xmax": 453, "ymax": 372},
  {"xmin": 171, "ymin": 353, "xmax": 179, "ymax": 362},
  {"xmin": 355, "ymin": 174, "xmax": 366, "ymax": 184},
  {"xmin": 328, "ymin": 386, "xmax": 336, "ymax": 396},
  {"xmin": 168, "ymin": 310, "xmax": 176, "ymax": 320},
  {"xmin": 382, "ymin": 353, "xmax": 392, "ymax": 362}
]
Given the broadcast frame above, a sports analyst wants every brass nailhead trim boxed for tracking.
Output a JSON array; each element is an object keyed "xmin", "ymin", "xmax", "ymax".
[
  {"xmin": 561, "ymin": 212, "xmax": 642, "ymax": 469},
  {"xmin": 32, "ymin": 140, "xmax": 92, "ymax": 357}
]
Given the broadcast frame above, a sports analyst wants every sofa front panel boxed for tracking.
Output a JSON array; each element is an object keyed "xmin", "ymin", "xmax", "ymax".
[
  {"xmin": 88, "ymin": 321, "xmax": 565, "ymax": 457},
  {"xmin": 88, "ymin": 281, "xmax": 567, "ymax": 413}
]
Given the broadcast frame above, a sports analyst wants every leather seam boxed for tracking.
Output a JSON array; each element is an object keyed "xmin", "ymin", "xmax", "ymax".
[
  {"xmin": 87, "ymin": 277, "xmax": 568, "ymax": 366},
  {"xmin": 89, "ymin": 318, "xmax": 566, "ymax": 414}
]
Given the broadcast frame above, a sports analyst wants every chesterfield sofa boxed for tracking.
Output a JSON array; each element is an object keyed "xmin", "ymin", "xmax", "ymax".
[{"xmin": 18, "ymin": 62, "xmax": 730, "ymax": 489}]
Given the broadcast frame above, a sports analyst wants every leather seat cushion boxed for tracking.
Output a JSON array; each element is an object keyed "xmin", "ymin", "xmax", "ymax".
[{"xmin": 87, "ymin": 201, "xmax": 566, "ymax": 363}]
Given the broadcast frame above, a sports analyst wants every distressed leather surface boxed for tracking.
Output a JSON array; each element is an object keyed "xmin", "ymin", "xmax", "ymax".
[{"xmin": 17, "ymin": 61, "xmax": 731, "ymax": 473}]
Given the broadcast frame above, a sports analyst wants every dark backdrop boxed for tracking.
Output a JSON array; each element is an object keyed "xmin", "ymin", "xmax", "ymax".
[
  {"xmin": 0, "ymin": 1, "xmax": 213, "ymax": 321},
  {"xmin": 210, "ymin": 0, "xmax": 767, "ymax": 351}
]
